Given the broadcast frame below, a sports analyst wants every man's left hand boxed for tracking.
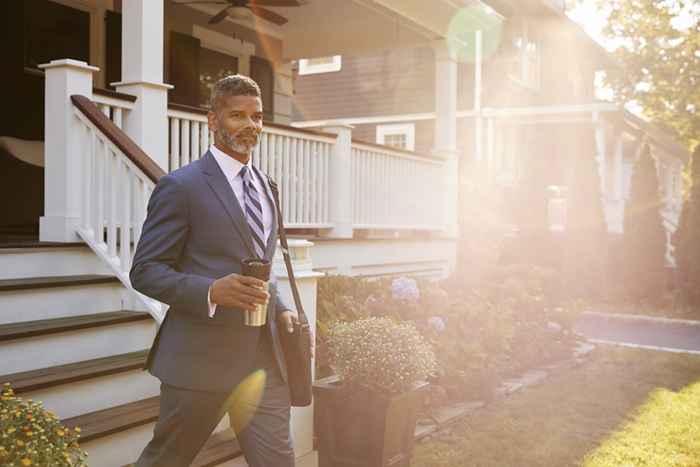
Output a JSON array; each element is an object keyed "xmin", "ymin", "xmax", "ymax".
[{"xmin": 279, "ymin": 310, "xmax": 298, "ymax": 333}]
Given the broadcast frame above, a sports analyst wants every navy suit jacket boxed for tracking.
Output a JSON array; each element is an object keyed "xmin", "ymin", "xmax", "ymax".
[{"xmin": 130, "ymin": 151, "xmax": 293, "ymax": 392}]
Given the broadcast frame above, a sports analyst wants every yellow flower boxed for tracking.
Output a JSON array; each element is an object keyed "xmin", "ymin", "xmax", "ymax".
[
  {"xmin": 7, "ymin": 427, "xmax": 16, "ymax": 434},
  {"xmin": 21, "ymin": 458, "xmax": 32, "ymax": 466},
  {"xmin": 74, "ymin": 427, "xmax": 81, "ymax": 433},
  {"xmin": 17, "ymin": 439, "xmax": 25, "ymax": 447},
  {"xmin": 56, "ymin": 429, "xmax": 65, "ymax": 437}
]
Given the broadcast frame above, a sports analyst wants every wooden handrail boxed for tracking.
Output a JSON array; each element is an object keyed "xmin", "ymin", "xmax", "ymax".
[
  {"xmin": 71, "ymin": 95, "xmax": 166, "ymax": 183},
  {"xmin": 167, "ymin": 102, "xmax": 338, "ymax": 140},
  {"xmin": 92, "ymin": 87, "xmax": 137, "ymax": 103}
]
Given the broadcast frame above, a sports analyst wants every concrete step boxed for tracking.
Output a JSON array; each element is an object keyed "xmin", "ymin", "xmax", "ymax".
[
  {"xmin": 64, "ymin": 397, "xmax": 240, "ymax": 467},
  {"xmin": 0, "ymin": 275, "xmax": 125, "ymax": 324},
  {"xmin": 0, "ymin": 243, "xmax": 108, "ymax": 280},
  {"xmin": 1, "ymin": 349, "xmax": 160, "ymax": 419},
  {"xmin": 0, "ymin": 318, "xmax": 156, "ymax": 375}
]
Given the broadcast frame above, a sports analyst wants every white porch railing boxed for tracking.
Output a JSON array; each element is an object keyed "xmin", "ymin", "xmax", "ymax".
[
  {"xmin": 351, "ymin": 142, "xmax": 446, "ymax": 229},
  {"xmin": 71, "ymin": 95, "xmax": 166, "ymax": 322},
  {"xmin": 167, "ymin": 105, "xmax": 335, "ymax": 229},
  {"xmin": 92, "ymin": 89, "xmax": 135, "ymax": 130}
]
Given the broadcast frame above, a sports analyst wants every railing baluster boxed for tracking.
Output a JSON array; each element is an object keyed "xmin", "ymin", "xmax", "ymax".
[
  {"xmin": 191, "ymin": 121, "xmax": 199, "ymax": 160},
  {"xmin": 170, "ymin": 118, "xmax": 180, "ymax": 171},
  {"xmin": 290, "ymin": 138, "xmax": 298, "ymax": 224},
  {"xmin": 283, "ymin": 136, "xmax": 291, "ymax": 224},
  {"xmin": 82, "ymin": 125, "xmax": 93, "ymax": 235},
  {"xmin": 107, "ymin": 149, "xmax": 118, "ymax": 259},
  {"xmin": 94, "ymin": 138, "xmax": 105, "ymax": 241},
  {"xmin": 202, "ymin": 123, "xmax": 209, "ymax": 151},
  {"xmin": 182, "ymin": 120, "xmax": 191, "ymax": 167},
  {"xmin": 120, "ymin": 162, "xmax": 132, "ymax": 270},
  {"xmin": 113, "ymin": 108, "xmax": 123, "ymax": 129}
]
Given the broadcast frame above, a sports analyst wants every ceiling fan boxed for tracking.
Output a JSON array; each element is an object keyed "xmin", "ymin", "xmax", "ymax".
[{"xmin": 172, "ymin": 0, "xmax": 304, "ymax": 26}]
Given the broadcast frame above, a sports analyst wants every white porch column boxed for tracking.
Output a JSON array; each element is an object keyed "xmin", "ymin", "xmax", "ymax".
[
  {"xmin": 39, "ymin": 59, "xmax": 98, "ymax": 242},
  {"xmin": 433, "ymin": 41, "xmax": 459, "ymax": 237},
  {"xmin": 113, "ymin": 0, "xmax": 172, "ymax": 171},
  {"xmin": 273, "ymin": 239, "xmax": 323, "ymax": 460},
  {"xmin": 321, "ymin": 124, "xmax": 355, "ymax": 238}
]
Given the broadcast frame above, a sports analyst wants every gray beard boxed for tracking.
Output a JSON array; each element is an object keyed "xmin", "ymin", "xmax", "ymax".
[{"xmin": 219, "ymin": 127, "xmax": 259, "ymax": 155}]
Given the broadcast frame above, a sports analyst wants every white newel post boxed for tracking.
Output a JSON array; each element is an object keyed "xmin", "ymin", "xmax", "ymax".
[
  {"xmin": 39, "ymin": 59, "xmax": 98, "ymax": 242},
  {"xmin": 113, "ymin": 0, "xmax": 172, "ymax": 171},
  {"xmin": 433, "ymin": 41, "xmax": 459, "ymax": 239},
  {"xmin": 321, "ymin": 125, "xmax": 354, "ymax": 238},
  {"xmin": 273, "ymin": 239, "xmax": 323, "ymax": 459}
]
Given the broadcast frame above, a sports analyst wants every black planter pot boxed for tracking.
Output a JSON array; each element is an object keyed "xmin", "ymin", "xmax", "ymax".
[{"xmin": 313, "ymin": 376, "xmax": 428, "ymax": 467}]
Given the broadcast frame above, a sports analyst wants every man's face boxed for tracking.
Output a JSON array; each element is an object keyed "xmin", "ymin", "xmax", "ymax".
[{"xmin": 208, "ymin": 95, "xmax": 263, "ymax": 159}]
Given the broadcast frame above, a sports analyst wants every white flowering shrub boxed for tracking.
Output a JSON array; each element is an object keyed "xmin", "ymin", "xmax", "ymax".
[{"xmin": 328, "ymin": 317, "xmax": 437, "ymax": 395}]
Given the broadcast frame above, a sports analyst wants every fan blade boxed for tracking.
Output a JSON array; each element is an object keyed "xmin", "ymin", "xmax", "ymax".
[
  {"xmin": 248, "ymin": 0, "xmax": 302, "ymax": 6},
  {"xmin": 249, "ymin": 5, "xmax": 288, "ymax": 25},
  {"xmin": 209, "ymin": 6, "xmax": 232, "ymax": 24}
]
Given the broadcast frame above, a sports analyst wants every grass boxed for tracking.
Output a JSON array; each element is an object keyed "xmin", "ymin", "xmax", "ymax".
[{"xmin": 411, "ymin": 346, "xmax": 700, "ymax": 467}]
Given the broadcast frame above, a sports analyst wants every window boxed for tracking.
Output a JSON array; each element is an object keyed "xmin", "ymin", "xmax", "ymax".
[
  {"xmin": 376, "ymin": 124, "xmax": 415, "ymax": 151},
  {"xmin": 298, "ymin": 55, "xmax": 342, "ymax": 75},
  {"xmin": 199, "ymin": 47, "xmax": 239, "ymax": 108},
  {"xmin": 508, "ymin": 20, "xmax": 540, "ymax": 90}
]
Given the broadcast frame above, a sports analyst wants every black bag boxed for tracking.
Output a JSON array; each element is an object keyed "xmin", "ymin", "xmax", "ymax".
[{"xmin": 267, "ymin": 176, "xmax": 313, "ymax": 407}]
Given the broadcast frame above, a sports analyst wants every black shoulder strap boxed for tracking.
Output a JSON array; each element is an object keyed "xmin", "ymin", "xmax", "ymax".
[{"xmin": 266, "ymin": 175, "xmax": 308, "ymax": 325}]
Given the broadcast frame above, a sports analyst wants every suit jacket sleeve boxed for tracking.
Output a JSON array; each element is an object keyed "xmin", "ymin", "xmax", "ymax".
[{"xmin": 130, "ymin": 174, "xmax": 213, "ymax": 317}]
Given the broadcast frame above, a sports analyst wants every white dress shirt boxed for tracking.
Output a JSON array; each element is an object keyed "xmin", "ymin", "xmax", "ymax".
[{"xmin": 208, "ymin": 144, "xmax": 274, "ymax": 316}]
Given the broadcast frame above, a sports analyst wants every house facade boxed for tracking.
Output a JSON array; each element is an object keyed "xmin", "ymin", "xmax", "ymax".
[
  {"xmin": 0, "ymin": 1, "xmax": 476, "ymax": 465},
  {"xmin": 292, "ymin": 0, "xmax": 689, "ymax": 266}
]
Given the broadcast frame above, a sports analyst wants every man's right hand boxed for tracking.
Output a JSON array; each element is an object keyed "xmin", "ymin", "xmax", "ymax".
[{"xmin": 210, "ymin": 273, "xmax": 269, "ymax": 311}]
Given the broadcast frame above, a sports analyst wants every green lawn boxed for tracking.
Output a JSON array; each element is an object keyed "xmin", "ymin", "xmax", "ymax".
[{"xmin": 411, "ymin": 347, "xmax": 700, "ymax": 467}]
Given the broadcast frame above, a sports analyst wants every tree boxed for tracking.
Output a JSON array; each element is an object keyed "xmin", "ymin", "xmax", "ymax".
[
  {"xmin": 674, "ymin": 145, "xmax": 700, "ymax": 305},
  {"xmin": 623, "ymin": 144, "xmax": 667, "ymax": 301},
  {"xmin": 563, "ymin": 123, "xmax": 608, "ymax": 299},
  {"xmin": 597, "ymin": 0, "xmax": 700, "ymax": 151}
]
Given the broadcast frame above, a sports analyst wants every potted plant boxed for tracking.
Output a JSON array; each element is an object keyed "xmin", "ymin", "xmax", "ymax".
[
  {"xmin": 0, "ymin": 383, "xmax": 87, "ymax": 466},
  {"xmin": 313, "ymin": 317, "xmax": 437, "ymax": 467}
]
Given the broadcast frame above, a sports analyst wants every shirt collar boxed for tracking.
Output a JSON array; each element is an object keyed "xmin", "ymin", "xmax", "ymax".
[{"xmin": 209, "ymin": 144, "xmax": 252, "ymax": 181}]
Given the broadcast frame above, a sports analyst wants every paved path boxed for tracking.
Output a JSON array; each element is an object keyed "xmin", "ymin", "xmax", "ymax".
[{"xmin": 575, "ymin": 312, "xmax": 700, "ymax": 353}]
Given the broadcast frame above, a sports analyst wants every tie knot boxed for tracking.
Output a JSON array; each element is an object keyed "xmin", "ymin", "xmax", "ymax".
[{"xmin": 239, "ymin": 165, "xmax": 252, "ymax": 183}]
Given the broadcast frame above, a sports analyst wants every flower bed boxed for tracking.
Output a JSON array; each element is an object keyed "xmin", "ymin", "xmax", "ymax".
[{"xmin": 315, "ymin": 265, "xmax": 585, "ymax": 410}]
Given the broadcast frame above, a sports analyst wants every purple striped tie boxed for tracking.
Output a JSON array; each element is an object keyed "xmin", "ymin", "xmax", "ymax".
[{"xmin": 239, "ymin": 166, "xmax": 266, "ymax": 259}]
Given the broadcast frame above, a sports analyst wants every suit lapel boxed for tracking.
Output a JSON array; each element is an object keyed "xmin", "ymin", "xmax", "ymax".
[
  {"xmin": 252, "ymin": 165, "xmax": 279, "ymax": 260},
  {"xmin": 200, "ymin": 151, "xmax": 257, "ymax": 258}
]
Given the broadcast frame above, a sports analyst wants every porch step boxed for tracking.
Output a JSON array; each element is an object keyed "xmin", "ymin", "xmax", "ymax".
[
  {"xmin": 0, "ymin": 274, "xmax": 118, "ymax": 292},
  {"xmin": 1, "ymin": 349, "xmax": 149, "ymax": 393},
  {"xmin": 64, "ymin": 397, "xmax": 242, "ymax": 467},
  {"xmin": 0, "ymin": 310, "xmax": 150, "ymax": 342}
]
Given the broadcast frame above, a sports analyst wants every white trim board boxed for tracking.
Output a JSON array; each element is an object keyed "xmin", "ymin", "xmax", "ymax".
[{"xmin": 292, "ymin": 103, "xmax": 621, "ymax": 128}]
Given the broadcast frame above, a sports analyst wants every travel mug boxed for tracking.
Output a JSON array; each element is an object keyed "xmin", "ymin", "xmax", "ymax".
[{"xmin": 241, "ymin": 258, "xmax": 271, "ymax": 326}]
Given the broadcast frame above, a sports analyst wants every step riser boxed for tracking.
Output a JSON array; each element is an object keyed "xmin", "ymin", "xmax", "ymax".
[
  {"xmin": 79, "ymin": 416, "xmax": 232, "ymax": 467},
  {"xmin": 0, "ymin": 321, "xmax": 156, "ymax": 374},
  {"xmin": 0, "ymin": 248, "xmax": 108, "ymax": 280},
  {"xmin": 22, "ymin": 369, "xmax": 160, "ymax": 419},
  {"xmin": 0, "ymin": 284, "xmax": 125, "ymax": 324}
]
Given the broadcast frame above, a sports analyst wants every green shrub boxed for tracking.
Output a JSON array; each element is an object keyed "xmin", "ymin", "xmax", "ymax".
[{"xmin": 0, "ymin": 383, "xmax": 87, "ymax": 466}]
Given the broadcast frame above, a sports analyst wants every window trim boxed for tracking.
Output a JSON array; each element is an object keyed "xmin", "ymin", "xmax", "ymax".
[
  {"xmin": 376, "ymin": 123, "xmax": 416, "ymax": 151},
  {"xmin": 298, "ymin": 55, "xmax": 342, "ymax": 75},
  {"xmin": 508, "ymin": 19, "xmax": 541, "ymax": 91}
]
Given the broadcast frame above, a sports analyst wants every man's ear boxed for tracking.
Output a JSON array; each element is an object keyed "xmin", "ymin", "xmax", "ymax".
[{"xmin": 207, "ymin": 111, "xmax": 218, "ymax": 132}]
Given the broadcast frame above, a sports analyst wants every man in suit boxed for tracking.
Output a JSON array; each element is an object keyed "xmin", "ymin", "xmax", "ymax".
[{"xmin": 130, "ymin": 74, "xmax": 297, "ymax": 467}]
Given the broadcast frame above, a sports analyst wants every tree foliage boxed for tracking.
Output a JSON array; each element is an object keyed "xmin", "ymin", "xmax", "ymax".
[
  {"xmin": 623, "ymin": 144, "xmax": 668, "ymax": 301},
  {"xmin": 597, "ymin": 0, "xmax": 700, "ymax": 151},
  {"xmin": 674, "ymin": 146, "xmax": 700, "ymax": 305}
]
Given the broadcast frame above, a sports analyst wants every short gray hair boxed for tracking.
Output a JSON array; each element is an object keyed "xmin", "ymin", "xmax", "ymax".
[{"xmin": 209, "ymin": 75, "xmax": 261, "ymax": 111}]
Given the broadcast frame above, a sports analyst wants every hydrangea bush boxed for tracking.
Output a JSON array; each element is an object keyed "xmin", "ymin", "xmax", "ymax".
[
  {"xmin": 0, "ymin": 383, "xmax": 87, "ymax": 467},
  {"xmin": 328, "ymin": 317, "xmax": 437, "ymax": 395}
]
